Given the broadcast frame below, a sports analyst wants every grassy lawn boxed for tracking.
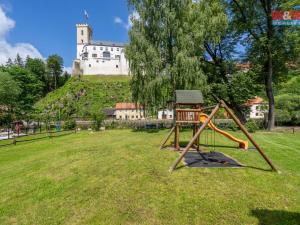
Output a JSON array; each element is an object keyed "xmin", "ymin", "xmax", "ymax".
[{"xmin": 0, "ymin": 129, "xmax": 299, "ymax": 225}]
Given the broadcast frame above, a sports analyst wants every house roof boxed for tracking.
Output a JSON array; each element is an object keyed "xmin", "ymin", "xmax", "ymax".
[
  {"xmin": 115, "ymin": 103, "xmax": 143, "ymax": 110},
  {"xmin": 175, "ymin": 90, "xmax": 204, "ymax": 104},
  {"xmin": 91, "ymin": 40, "xmax": 125, "ymax": 47},
  {"xmin": 244, "ymin": 96, "xmax": 264, "ymax": 106},
  {"xmin": 102, "ymin": 108, "xmax": 115, "ymax": 116},
  {"xmin": 236, "ymin": 62, "xmax": 251, "ymax": 71}
]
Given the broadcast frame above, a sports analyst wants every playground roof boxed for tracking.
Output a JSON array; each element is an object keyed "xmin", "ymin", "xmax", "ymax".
[{"xmin": 175, "ymin": 90, "xmax": 204, "ymax": 104}]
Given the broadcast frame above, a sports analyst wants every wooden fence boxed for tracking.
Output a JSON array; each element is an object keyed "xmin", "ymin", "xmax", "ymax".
[{"xmin": 0, "ymin": 129, "xmax": 76, "ymax": 148}]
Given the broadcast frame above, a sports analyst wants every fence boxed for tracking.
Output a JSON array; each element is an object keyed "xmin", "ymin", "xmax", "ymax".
[{"xmin": 0, "ymin": 129, "xmax": 76, "ymax": 148}]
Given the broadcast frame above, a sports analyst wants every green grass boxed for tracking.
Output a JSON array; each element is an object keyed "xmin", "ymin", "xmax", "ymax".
[
  {"xmin": 0, "ymin": 129, "xmax": 299, "ymax": 225},
  {"xmin": 35, "ymin": 75, "xmax": 131, "ymax": 117}
]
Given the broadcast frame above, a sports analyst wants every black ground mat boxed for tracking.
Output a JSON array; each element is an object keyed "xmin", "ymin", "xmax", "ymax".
[{"xmin": 183, "ymin": 151, "xmax": 242, "ymax": 168}]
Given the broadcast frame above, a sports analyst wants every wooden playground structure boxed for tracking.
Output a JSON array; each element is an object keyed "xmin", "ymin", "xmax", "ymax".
[{"xmin": 160, "ymin": 90, "xmax": 277, "ymax": 172}]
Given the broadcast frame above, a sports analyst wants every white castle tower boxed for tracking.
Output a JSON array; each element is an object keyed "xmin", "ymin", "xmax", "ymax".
[{"xmin": 72, "ymin": 24, "xmax": 129, "ymax": 76}]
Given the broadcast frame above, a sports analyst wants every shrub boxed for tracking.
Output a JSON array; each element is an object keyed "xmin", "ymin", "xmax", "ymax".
[
  {"xmin": 63, "ymin": 119, "xmax": 76, "ymax": 130},
  {"xmin": 92, "ymin": 112, "xmax": 105, "ymax": 131},
  {"xmin": 245, "ymin": 119, "xmax": 259, "ymax": 133}
]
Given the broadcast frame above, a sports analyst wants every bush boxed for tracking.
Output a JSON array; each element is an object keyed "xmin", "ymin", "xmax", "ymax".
[
  {"xmin": 92, "ymin": 112, "xmax": 105, "ymax": 131},
  {"xmin": 63, "ymin": 119, "xmax": 76, "ymax": 130},
  {"xmin": 245, "ymin": 119, "xmax": 259, "ymax": 133}
]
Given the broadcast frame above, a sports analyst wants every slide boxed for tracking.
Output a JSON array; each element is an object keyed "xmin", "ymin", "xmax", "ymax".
[{"xmin": 199, "ymin": 113, "xmax": 248, "ymax": 150}]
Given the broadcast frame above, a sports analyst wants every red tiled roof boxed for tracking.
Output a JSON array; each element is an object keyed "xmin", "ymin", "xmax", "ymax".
[
  {"xmin": 115, "ymin": 103, "xmax": 142, "ymax": 110},
  {"xmin": 236, "ymin": 62, "xmax": 251, "ymax": 71},
  {"xmin": 244, "ymin": 96, "xmax": 264, "ymax": 106}
]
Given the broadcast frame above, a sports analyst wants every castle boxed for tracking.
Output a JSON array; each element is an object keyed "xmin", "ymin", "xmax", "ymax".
[{"xmin": 72, "ymin": 24, "xmax": 129, "ymax": 76}]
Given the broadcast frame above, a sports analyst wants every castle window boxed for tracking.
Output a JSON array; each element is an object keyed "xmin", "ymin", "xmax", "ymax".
[
  {"xmin": 81, "ymin": 39, "xmax": 84, "ymax": 43},
  {"xmin": 100, "ymin": 47, "xmax": 103, "ymax": 50},
  {"xmin": 81, "ymin": 30, "xmax": 84, "ymax": 35},
  {"xmin": 117, "ymin": 48, "xmax": 119, "ymax": 51},
  {"xmin": 105, "ymin": 47, "xmax": 108, "ymax": 51},
  {"xmin": 93, "ymin": 47, "xmax": 96, "ymax": 50},
  {"xmin": 116, "ymin": 65, "xmax": 119, "ymax": 68},
  {"xmin": 115, "ymin": 55, "xmax": 121, "ymax": 59},
  {"xmin": 111, "ymin": 48, "xmax": 113, "ymax": 51},
  {"xmin": 92, "ymin": 54, "xmax": 97, "ymax": 58},
  {"xmin": 103, "ymin": 51, "xmax": 110, "ymax": 58},
  {"xmin": 89, "ymin": 64, "xmax": 91, "ymax": 67},
  {"xmin": 96, "ymin": 60, "xmax": 99, "ymax": 63}
]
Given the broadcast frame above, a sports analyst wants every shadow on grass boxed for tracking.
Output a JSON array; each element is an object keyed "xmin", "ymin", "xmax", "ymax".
[{"xmin": 251, "ymin": 209, "xmax": 300, "ymax": 225}]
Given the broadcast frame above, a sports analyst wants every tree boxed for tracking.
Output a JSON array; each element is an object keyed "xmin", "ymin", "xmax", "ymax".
[
  {"xmin": 0, "ymin": 72, "xmax": 21, "ymax": 109},
  {"xmin": 47, "ymin": 55, "xmax": 63, "ymax": 90},
  {"xmin": 7, "ymin": 66, "xmax": 43, "ymax": 115},
  {"xmin": 126, "ymin": 0, "xmax": 227, "ymax": 113},
  {"xmin": 6, "ymin": 58, "xmax": 13, "ymax": 67},
  {"xmin": 14, "ymin": 54, "xmax": 24, "ymax": 67},
  {"xmin": 25, "ymin": 57, "xmax": 48, "ymax": 96},
  {"xmin": 0, "ymin": 72, "xmax": 21, "ymax": 125},
  {"xmin": 227, "ymin": 0, "xmax": 300, "ymax": 130}
]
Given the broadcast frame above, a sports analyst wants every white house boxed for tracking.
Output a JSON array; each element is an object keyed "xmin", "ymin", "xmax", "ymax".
[
  {"xmin": 72, "ymin": 24, "xmax": 129, "ymax": 76},
  {"xmin": 158, "ymin": 109, "xmax": 174, "ymax": 120},
  {"xmin": 115, "ymin": 103, "xmax": 145, "ymax": 120},
  {"xmin": 244, "ymin": 96, "xmax": 267, "ymax": 119}
]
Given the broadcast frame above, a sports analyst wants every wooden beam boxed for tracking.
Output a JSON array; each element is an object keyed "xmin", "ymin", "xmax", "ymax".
[
  {"xmin": 160, "ymin": 126, "xmax": 175, "ymax": 149},
  {"xmin": 169, "ymin": 103, "xmax": 220, "ymax": 172},
  {"xmin": 220, "ymin": 100, "xmax": 278, "ymax": 172}
]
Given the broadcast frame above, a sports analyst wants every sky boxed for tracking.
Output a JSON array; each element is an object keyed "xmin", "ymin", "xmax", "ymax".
[{"xmin": 0, "ymin": 0, "xmax": 131, "ymax": 71}]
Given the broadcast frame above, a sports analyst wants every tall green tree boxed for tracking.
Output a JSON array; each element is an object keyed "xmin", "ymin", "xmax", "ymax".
[
  {"xmin": 7, "ymin": 66, "xmax": 43, "ymax": 115},
  {"xmin": 0, "ymin": 72, "xmax": 21, "ymax": 109},
  {"xmin": 25, "ymin": 57, "xmax": 48, "ymax": 96},
  {"xmin": 228, "ymin": 0, "xmax": 300, "ymax": 130},
  {"xmin": 126, "ymin": 0, "xmax": 227, "ymax": 113},
  {"xmin": 47, "ymin": 54, "xmax": 63, "ymax": 91}
]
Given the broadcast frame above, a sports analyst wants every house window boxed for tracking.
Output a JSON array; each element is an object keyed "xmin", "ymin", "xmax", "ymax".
[
  {"xmin": 132, "ymin": 115, "xmax": 134, "ymax": 119},
  {"xmin": 92, "ymin": 54, "xmax": 97, "ymax": 58},
  {"xmin": 96, "ymin": 60, "xmax": 99, "ymax": 63},
  {"xmin": 105, "ymin": 47, "xmax": 108, "ymax": 51},
  {"xmin": 93, "ymin": 47, "xmax": 96, "ymax": 50},
  {"xmin": 169, "ymin": 115, "xmax": 172, "ymax": 119},
  {"xmin": 116, "ymin": 65, "xmax": 119, "ymax": 68},
  {"xmin": 115, "ymin": 55, "xmax": 121, "ymax": 59},
  {"xmin": 136, "ymin": 115, "xmax": 138, "ymax": 118},
  {"xmin": 103, "ymin": 51, "xmax": 110, "ymax": 58},
  {"xmin": 256, "ymin": 113, "xmax": 259, "ymax": 116},
  {"xmin": 117, "ymin": 48, "xmax": 119, "ymax": 51},
  {"xmin": 119, "ymin": 116, "xmax": 122, "ymax": 119},
  {"xmin": 100, "ymin": 47, "xmax": 103, "ymax": 50},
  {"xmin": 89, "ymin": 64, "xmax": 91, "ymax": 67}
]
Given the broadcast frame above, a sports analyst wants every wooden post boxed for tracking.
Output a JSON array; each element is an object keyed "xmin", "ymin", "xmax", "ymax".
[
  {"xmin": 169, "ymin": 103, "xmax": 220, "ymax": 172},
  {"xmin": 175, "ymin": 125, "xmax": 180, "ymax": 150},
  {"xmin": 221, "ymin": 100, "xmax": 277, "ymax": 172},
  {"xmin": 160, "ymin": 126, "xmax": 175, "ymax": 149}
]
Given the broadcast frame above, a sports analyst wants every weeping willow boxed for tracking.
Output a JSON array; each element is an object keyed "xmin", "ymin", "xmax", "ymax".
[{"xmin": 126, "ymin": 0, "xmax": 227, "ymax": 113}]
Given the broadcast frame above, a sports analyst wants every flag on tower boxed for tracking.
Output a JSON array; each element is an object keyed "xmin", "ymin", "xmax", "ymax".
[{"xmin": 84, "ymin": 10, "xmax": 89, "ymax": 20}]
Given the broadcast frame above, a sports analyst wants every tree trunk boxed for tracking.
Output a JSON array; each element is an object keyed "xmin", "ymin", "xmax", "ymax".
[{"xmin": 265, "ymin": 0, "xmax": 275, "ymax": 130}]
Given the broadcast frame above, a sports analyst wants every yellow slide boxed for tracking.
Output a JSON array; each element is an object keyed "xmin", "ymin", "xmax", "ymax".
[{"xmin": 199, "ymin": 113, "xmax": 248, "ymax": 150}]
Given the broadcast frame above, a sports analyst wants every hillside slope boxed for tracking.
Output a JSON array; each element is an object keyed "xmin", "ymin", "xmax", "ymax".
[{"xmin": 35, "ymin": 76, "xmax": 132, "ymax": 118}]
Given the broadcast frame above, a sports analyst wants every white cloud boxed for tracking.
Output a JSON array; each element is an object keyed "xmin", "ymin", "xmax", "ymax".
[
  {"xmin": 114, "ymin": 11, "xmax": 140, "ymax": 30},
  {"xmin": 0, "ymin": 5, "xmax": 43, "ymax": 65},
  {"xmin": 114, "ymin": 17, "xmax": 123, "ymax": 24}
]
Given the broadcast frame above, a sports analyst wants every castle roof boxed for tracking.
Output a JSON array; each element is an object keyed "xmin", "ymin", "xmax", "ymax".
[{"xmin": 90, "ymin": 40, "xmax": 125, "ymax": 47}]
